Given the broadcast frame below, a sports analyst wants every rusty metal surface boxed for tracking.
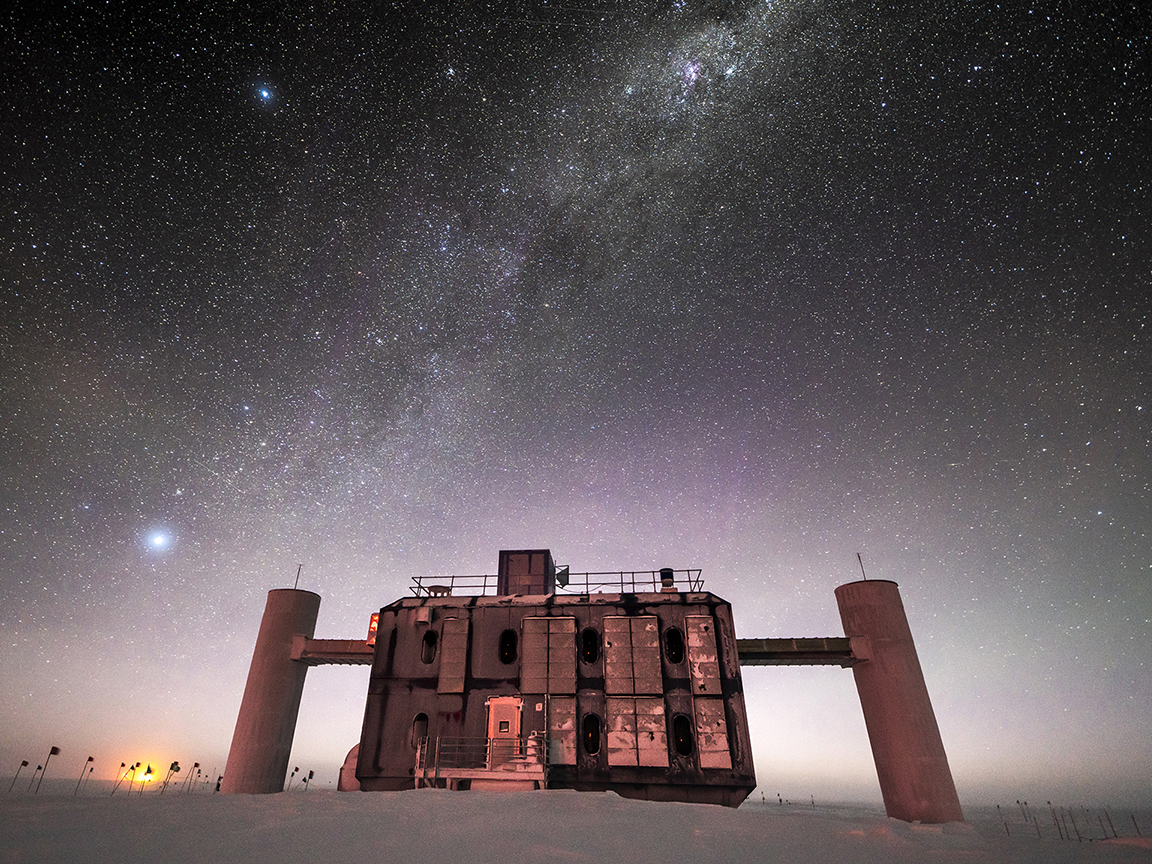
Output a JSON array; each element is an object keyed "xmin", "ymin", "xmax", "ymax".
[{"xmin": 358, "ymin": 590, "xmax": 757, "ymax": 804}]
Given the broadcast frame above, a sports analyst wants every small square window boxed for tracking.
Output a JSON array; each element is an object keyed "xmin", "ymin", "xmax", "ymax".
[{"xmin": 499, "ymin": 720, "xmax": 510, "ymax": 733}]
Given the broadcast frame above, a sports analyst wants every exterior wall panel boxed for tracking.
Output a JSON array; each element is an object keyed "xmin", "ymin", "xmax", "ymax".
[
  {"xmin": 438, "ymin": 617, "xmax": 469, "ymax": 694},
  {"xmin": 686, "ymin": 615, "xmax": 722, "ymax": 696},
  {"xmin": 358, "ymin": 591, "xmax": 755, "ymax": 805},
  {"xmin": 693, "ymin": 698, "xmax": 732, "ymax": 769},
  {"xmin": 548, "ymin": 696, "xmax": 577, "ymax": 765},
  {"xmin": 606, "ymin": 697, "xmax": 639, "ymax": 767},
  {"xmin": 636, "ymin": 697, "xmax": 670, "ymax": 767}
]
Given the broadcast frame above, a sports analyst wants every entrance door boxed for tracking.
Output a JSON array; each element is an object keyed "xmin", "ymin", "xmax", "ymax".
[{"xmin": 486, "ymin": 696, "xmax": 523, "ymax": 767}]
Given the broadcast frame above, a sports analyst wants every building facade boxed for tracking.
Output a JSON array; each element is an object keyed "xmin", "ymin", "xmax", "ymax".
[{"xmin": 355, "ymin": 550, "xmax": 757, "ymax": 806}]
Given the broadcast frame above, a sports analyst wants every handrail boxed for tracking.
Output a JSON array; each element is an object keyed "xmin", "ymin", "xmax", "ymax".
[
  {"xmin": 415, "ymin": 734, "xmax": 548, "ymax": 788},
  {"xmin": 410, "ymin": 569, "xmax": 704, "ymax": 597}
]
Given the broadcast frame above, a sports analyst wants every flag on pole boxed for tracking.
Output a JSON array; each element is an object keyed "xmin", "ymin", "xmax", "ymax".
[
  {"xmin": 9, "ymin": 761, "xmax": 30, "ymax": 794},
  {"xmin": 76, "ymin": 756, "xmax": 95, "ymax": 795},
  {"xmin": 36, "ymin": 747, "xmax": 60, "ymax": 794}
]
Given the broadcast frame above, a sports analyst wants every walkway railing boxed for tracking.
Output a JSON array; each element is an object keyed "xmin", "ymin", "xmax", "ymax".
[
  {"xmin": 410, "ymin": 569, "xmax": 704, "ymax": 597},
  {"xmin": 414, "ymin": 734, "xmax": 547, "ymax": 788}
]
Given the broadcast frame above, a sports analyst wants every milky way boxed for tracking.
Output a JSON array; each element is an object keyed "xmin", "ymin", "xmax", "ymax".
[{"xmin": 1, "ymin": 0, "xmax": 1149, "ymax": 801}]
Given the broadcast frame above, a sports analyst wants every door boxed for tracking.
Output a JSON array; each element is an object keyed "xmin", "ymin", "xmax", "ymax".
[{"xmin": 486, "ymin": 695, "xmax": 523, "ymax": 767}]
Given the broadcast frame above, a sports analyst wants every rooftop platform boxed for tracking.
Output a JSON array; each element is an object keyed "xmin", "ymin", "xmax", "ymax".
[{"xmin": 409, "ymin": 568, "xmax": 705, "ymax": 597}]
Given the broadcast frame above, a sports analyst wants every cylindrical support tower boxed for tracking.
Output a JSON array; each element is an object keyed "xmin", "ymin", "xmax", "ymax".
[
  {"xmin": 221, "ymin": 588, "xmax": 321, "ymax": 794},
  {"xmin": 835, "ymin": 579, "xmax": 963, "ymax": 823}
]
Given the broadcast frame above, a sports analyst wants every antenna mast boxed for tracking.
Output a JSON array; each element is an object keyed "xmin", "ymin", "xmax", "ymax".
[
  {"xmin": 856, "ymin": 553, "xmax": 868, "ymax": 581},
  {"xmin": 293, "ymin": 564, "xmax": 302, "ymax": 590}
]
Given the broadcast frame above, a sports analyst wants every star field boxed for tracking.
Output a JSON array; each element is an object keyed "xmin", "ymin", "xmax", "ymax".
[{"xmin": 1, "ymin": 0, "xmax": 1150, "ymax": 801}]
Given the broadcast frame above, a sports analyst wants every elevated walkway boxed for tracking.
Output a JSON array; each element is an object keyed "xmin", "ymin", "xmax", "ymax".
[
  {"xmin": 292, "ymin": 635, "xmax": 860, "ymax": 667},
  {"xmin": 735, "ymin": 637, "xmax": 860, "ymax": 667}
]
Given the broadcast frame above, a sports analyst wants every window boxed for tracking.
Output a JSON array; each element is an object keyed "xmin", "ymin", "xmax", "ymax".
[
  {"xmin": 421, "ymin": 631, "xmax": 438, "ymax": 664},
  {"xmin": 580, "ymin": 627, "xmax": 600, "ymax": 664},
  {"xmin": 582, "ymin": 714, "xmax": 602, "ymax": 755},
  {"xmin": 664, "ymin": 627, "xmax": 685, "ymax": 664},
  {"xmin": 499, "ymin": 629, "xmax": 518, "ymax": 664},
  {"xmin": 411, "ymin": 713, "xmax": 428, "ymax": 748},
  {"xmin": 673, "ymin": 714, "xmax": 694, "ymax": 756}
]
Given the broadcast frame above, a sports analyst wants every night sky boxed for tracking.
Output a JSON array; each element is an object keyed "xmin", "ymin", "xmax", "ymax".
[{"xmin": 2, "ymin": 0, "xmax": 1149, "ymax": 803}]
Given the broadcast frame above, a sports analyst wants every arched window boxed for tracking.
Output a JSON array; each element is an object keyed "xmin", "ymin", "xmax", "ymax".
[
  {"xmin": 580, "ymin": 627, "xmax": 600, "ymax": 664},
  {"xmin": 582, "ymin": 714, "xmax": 602, "ymax": 755},
  {"xmin": 411, "ymin": 713, "xmax": 429, "ymax": 748},
  {"xmin": 672, "ymin": 714, "xmax": 694, "ymax": 756},
  {"xmin": 499, "ymin": 629, "xmax": 518, "ymax": 664},
  {"xmin": 664, "ymin": 627, "xmax": 685, "ymax": 664},
  {"xmin": 421, "ymin": 630, "xmax": 438, "ymax": 664}
]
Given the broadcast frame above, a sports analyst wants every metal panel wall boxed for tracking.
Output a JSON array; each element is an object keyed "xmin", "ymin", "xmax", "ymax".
[
  {"xmin": 604, "ymin": 616, "xmax": 661, "ymax": 695},
  {"xmin": 635, "ymin": 697, "xmax": 670, "ymax": 767},
  {"xmin": 548, "ymin": 696, "xmax": 578, "ymax": 765},
  {"xmin": 603, "ymin": 617, "xmax": 632, "ymax": 695},
  {"xmin": 605, "ymin": 697, "xmax": 638, "ymax": 766},
  {"xmin": 521, "ymin": 617, "xmax": 576, "ymax": 694},
  {"xmin": 632, "ymin": 620, "xmax": 662, "ymax": 694},
  {"xmin": 606, "ymin": 696, "xmax": 668, "ymax": 767},
  {"xmin": 549, "ymin": 619, "xmax": 577, "ymax": 694},
  {"xmin": 693, "ymin": 698, "xmax": 732, "ymax": 769},
  {"xmin": 437, "ymin": 617, "xmax": 469, "ymax": 694},
  {"xmin": 686, "ymin": 615, "xmax": 722, "ymax": 695},
  {"xmin": 521, "ymin": 618, "xmax": 549, "ymax": 694}
]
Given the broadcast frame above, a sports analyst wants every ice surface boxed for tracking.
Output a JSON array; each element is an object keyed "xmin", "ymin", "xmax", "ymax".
[{"xmin": 2, "ymin": 789, "xmax": 1149, "ymax": 864}]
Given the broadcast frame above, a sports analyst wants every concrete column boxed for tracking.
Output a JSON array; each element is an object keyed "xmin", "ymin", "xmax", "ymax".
[
  {"xmin": 221, "ymin": 588, "xmax": 321, "ymax": 794},
  {"xmin": 835, "ymin": 579, "xmax": 963, "ymax": 823}
]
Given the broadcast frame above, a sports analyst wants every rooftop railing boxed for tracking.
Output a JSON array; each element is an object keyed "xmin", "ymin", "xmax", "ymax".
[{"xmin": 409, "ymin": 568, "xmax": 704, "ymax": 597}]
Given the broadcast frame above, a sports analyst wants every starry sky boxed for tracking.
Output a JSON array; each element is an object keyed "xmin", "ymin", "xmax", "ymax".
[{"xmin": 2, "ymin": 0, "xmax": 1150, "ymax": 803}]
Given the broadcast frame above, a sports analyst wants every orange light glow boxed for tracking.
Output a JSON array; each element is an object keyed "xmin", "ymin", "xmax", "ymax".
[
  {"xmin": 367, "ymin": 613, "xmax": 379, "ymax": 645},
  {"xmin": 121, "ymin": 761, "xmax": 162, "ymax": 783}
]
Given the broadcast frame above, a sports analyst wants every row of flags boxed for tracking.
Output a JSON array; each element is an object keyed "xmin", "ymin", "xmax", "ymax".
[
  {"xmin": 7, "ymin": 750, "xmax": 209, "ymax": 795},
  {"xmin": 10, "ymin": 751, "xmax": 314, "ymax": 794},
  {"xmin": 6, "ymin": 746, "xmax": 63, "ymax": 794}
]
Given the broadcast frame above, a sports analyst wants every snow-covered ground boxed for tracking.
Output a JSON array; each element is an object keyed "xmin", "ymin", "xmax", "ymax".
[{"xmin": 2, "ymin": 787, "xmax": 1149, "ymax": 864}]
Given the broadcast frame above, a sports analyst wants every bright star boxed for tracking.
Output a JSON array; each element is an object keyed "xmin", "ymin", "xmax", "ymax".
[{"xmin": 148, "ymin": 532, "xmax": 170, "ymax": 550}]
